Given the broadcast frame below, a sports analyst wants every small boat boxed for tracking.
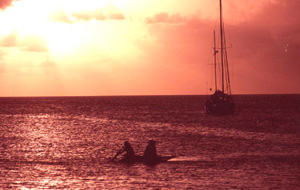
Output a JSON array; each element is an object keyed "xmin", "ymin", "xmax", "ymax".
[
  {"xmin": 119, "ymin": 155, "xmax": 175, "ymax": 165},
  {"xmin": 206, "ymin": 0, "xmax": 235, "ymax": 115},
  {"xmin": 111, "ymin": 141, "xmax": 175, "ymax": 165}
]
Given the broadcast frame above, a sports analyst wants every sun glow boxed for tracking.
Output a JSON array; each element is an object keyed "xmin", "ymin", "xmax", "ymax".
[{"xmin": 0, "ymin": 0, "xmax": 133, "ymax": 55}]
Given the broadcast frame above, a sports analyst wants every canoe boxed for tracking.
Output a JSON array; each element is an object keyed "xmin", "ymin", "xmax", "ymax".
[{"xmin": 119, "ymin": 155, "xmax": 175, "ymax": 165}]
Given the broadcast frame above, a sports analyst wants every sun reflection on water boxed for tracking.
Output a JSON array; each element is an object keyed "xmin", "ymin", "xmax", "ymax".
[{"xmin": 0, "ymin": 95, "xmax": 299, "ymax": 189}]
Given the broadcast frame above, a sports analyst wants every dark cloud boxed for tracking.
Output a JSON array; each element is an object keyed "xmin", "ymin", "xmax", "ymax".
[
  {"xmin": 144, "ymin": 0, "xmax": 300, "ymax": 94},
  {"xmin": 225, "ymin": 0, "xmax": 300, "ymax": 93}
]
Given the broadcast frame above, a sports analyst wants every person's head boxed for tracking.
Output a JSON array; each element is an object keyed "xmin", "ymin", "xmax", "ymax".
[
  {"xmin": 124, "ymin": 141, "xmax": 130, "ymax": 147},
  {"xmin": 148, "ymin": 140, "xmax": 156, "ymax": 146}
]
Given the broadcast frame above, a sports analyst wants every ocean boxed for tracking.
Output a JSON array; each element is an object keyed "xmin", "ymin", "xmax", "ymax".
[{"xmin": 0, "ymin": 95, "xmax": 299, "ymax": 189}]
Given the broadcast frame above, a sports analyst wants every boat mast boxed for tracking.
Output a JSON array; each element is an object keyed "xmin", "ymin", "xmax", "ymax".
[
  {"xmin": 220, "ymin": 0, "xmax": 224, "ymax": 92},
  {"xmin": 213, "ymin": 30, "xmax": 217, "ymax": 91}
]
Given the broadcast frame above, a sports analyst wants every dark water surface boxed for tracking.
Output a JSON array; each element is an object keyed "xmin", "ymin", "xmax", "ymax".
[{"xmin": 0, "ymin": 95, "xmax": 299, "ymax": 189}]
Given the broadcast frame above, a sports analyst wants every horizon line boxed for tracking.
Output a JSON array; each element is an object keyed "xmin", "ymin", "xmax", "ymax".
[{"xmin": 0, "ymin": 93, "xmax": 299, "ymax": 98}]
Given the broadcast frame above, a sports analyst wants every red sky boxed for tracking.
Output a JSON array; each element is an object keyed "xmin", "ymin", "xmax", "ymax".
[{"xmin": 0, "ymin": 0, "xmax": 299, "ymax": 96}]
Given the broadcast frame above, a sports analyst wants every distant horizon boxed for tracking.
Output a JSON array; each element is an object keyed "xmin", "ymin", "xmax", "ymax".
[{"xmin": 1, "ymin": 93, "xmax": 300, "ymax": 98}]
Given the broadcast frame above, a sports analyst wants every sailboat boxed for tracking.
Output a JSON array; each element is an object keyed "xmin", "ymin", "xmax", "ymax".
[{"xmin": 205, "ymin": 0, "xmax": 235, "ymax": 115}]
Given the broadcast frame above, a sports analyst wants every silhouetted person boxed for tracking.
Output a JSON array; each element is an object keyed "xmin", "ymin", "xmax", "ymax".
[
  {"xmin": 143, "ymin": 140, "xmax": 157, "ymax": 164},
  {"xmin": 122, "ymin": 141, "xmax": 135, "ymax": 162},
  {"xmin": 111, "ymin": 141, "xmax": 135, "ymax": 162}
]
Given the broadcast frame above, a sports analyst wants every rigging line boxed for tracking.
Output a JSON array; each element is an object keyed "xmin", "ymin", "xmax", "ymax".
[
  {"xmin": 220, "ymin": 0, "xmax": 224, "ymax": 93},
  {"xmin": 219, "ymin": 0, "xmax": 232, "ymax": 95},
  {"xmin": 226, "ymin": 53, "xmax": 232, "ymax": 94},
  {"xmin": 217, "ymin": 55, "xmax": 222, "ymax": 91},
  {"xmin": 223, "ymin": 30, "xmax": 232, "ymax": 95},
  {"xmin": 213, "ymin": 30, "xmax": 218, "ymax": 91}
]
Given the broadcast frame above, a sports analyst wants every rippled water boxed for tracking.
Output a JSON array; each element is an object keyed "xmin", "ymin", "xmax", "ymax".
[{"xmin": 0, "ymin": 95, "xmax": 299, "ymax": 189}]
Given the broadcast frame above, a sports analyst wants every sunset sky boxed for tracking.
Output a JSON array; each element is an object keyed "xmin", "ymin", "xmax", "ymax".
[{"xmin": 0, "ymin": 0, "xmax": 299, "ymax": 96}]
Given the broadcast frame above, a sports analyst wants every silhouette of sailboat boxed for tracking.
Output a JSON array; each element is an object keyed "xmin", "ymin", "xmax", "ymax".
[{"xmin": 205, "ymin": 0, "xmax": 235, "ymax": 115}]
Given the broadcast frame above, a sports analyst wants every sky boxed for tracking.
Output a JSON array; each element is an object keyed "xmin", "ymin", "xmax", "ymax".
[{"xmin": 0, "ymin": 0, "xmax": 299, "ymax": 96}]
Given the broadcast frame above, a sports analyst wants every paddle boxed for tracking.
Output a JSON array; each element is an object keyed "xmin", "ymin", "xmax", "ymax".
[{"xmin": 111, "ymin": 147, "xmax": 124, "ymax": 161}]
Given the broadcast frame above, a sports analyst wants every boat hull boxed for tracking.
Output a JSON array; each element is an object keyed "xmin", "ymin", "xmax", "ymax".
[
  {"xmin": 119, "ymin": 155, "xmax": 175, "ymax": 165},
  {"xmin": 206, "ymin": 91, "xmax": 235, "ymax": 115}
]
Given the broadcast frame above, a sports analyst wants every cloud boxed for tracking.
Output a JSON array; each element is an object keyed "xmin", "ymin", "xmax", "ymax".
[
  {"xmin": 230, "ymin": 0, "xmax": 300, "ymax": 60},
  {"xmin": 0, "ymin": 31, "xmax": 18, "ymax": 47},
  {"xmin": 146, "ymin": 12, "xmax": 186, "ymax": 24},
  {"xmin": 72, "ymin": 10, "xmax": 107, "ymax": 21},
  {"xmin": 19, "ymin": 35, "xmax": 48, "ymax": 52},
  {"xmin": 40, "ymin": 58, "xmax": 56, "ymax": 67},
  {"xmin": 109, "ymin": 13, "xmax": 125, "ymax": 20},
  {"xmin": 49, "ymin": 9, "xmax": 73, "ymax": 23},
  {"xmin": 0, "ymin": 0, "xmax": 16, "ymax": 9},
  {"xmin": 142, "ymin": 0, "xmax": 300, "ymax": 94},
  {"xmin": 0, "ymin": 32, "xmax": 48, "ymax": 52},
  {"xmin": 225, "ymin": 0, "xmax": 300, "ymax": 93},
  {"xmin": 50, "ymin": 9, "xmax": 125, "ymax": 23},
  {"xmin": 72, "ymin": 9, "xmax": 125, "ymax": 21},
  {"xmin": 0, "ymin": 49, "xmax": 6, "ymax": 60}
]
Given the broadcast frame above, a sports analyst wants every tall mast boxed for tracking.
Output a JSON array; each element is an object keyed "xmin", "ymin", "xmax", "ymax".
[
  {"xmin": 220, "ymin": 0, "xmax": 224, "ymax": 92},
  {"xmin": 213, "ymin": 30, "xmax": 217, "ymax": 91}
]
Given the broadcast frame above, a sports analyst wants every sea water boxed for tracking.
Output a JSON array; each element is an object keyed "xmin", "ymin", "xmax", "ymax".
[{"xmin": 0, "ymin": 95, "xmax": 299, "ymax": 189}]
